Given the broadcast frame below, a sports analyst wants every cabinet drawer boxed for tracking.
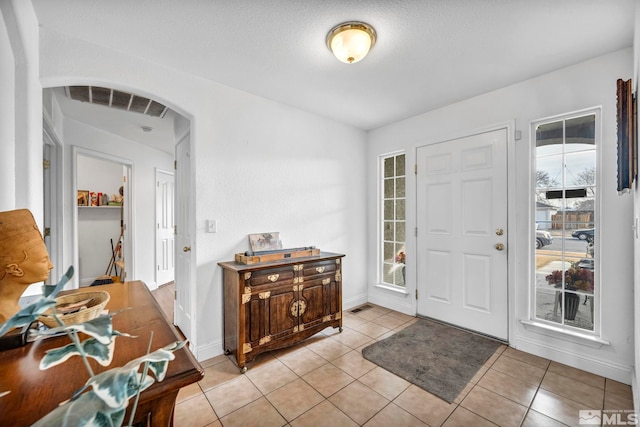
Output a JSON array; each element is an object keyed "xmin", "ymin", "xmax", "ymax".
[
  {"xmin": 246, "ymin": 266, "xmax": 295, "ymax": 288},
  {"xmin": 301, "ymin": 260, "xmax": 338, "ymax": 279}
]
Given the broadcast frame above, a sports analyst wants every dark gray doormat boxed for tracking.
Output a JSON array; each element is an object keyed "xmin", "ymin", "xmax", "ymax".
[{"xmin": 362, "ymin": 318, "xmax": 502, "ymax": 403}]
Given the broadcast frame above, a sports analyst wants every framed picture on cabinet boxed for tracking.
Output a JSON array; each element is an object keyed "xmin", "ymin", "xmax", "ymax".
[
  {"xmin": 77, "ymin": 190, "xmax": 89, "ymax": 206},
  {"xmin": 248, "ymin": 232, "xmax": 283, "ymax": 252}
]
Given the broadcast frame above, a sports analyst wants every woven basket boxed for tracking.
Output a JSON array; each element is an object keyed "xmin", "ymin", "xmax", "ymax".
[{"xmin": 39, "ymin": 291, "xmax": 110, "ymax": 328}]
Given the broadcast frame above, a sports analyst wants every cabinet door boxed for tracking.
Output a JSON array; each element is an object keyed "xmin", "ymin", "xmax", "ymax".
[
  {"xmin": 244, "ymin": 270, "xmax": 297, "ymax": 349},
  {"xmin": 299, "ymin": 258, "xmax": 341, "ymax": 329}
]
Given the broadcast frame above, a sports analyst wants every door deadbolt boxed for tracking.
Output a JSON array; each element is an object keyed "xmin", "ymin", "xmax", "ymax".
[
  {"xmin": 183, "ymin": 246, "xmax": 191, "ymax": 252},
  {"xmin": 495, "ymin": 228, "xmax": 504, "ymax": 236},
  {"xmin": 495, "ymin": 243, "xmax": 504, "ymax": 251}
]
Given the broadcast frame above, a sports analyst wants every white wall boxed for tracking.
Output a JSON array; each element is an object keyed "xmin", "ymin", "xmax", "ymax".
[
  {"xmin": 0, "ymin": 1, "xmax": 46, "ymax": 298},
  {"xmin": 0, "ymin": 0, "xmax": 40, "ymax": 216},
  {"xmin": 0, "ymin": 6, "xmax": 15, "ymax": 211},
  {"xmin": 632, "ymin": 0, "xmax": 640, "ymax": 410},
  {"xmin": 368, "ymin": 48, "xmax": 635, "ymax": 383},
  {"xmin": 38, "ymin": 29, "xmax": 369, "ymax": 360}
]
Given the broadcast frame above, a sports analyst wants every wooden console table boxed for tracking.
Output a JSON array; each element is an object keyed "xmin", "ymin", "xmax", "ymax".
[{"xmin": 0, "ymin": 281, "xmax": 203, "ymax": 426}]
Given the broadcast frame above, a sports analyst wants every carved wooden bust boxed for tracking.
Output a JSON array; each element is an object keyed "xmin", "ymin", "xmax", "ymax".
[{"xmin": 0, "ymin": 209, "xmax": 53, "ymax": 324}]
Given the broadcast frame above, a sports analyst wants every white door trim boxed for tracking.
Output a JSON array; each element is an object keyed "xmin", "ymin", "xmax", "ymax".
[
  {"xmin": 174, "ymin": 133, "xmax": 196, "ymax": 349},
  {"xmin": 72, "ymin": 146, "xmax": 135, "ymax": 288},
  {"xmin": 42, "ymin": 117, "xmax": 64, "ymax": 285}
]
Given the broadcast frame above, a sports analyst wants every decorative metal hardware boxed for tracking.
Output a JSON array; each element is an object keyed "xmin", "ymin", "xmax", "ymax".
[
  {"xmin": 294, "ymin": 264, "xmax": 303, "ymax": 271},
  {"xmin": 242, "ymin": 293, "xmax": 252, "ymax": 304},
  {"xmin": 244, "ymin": 272, "xmax": 252, "ymax": 280},
  {"xmin": 183, "ymin": 246, "xmax": 191, "ymax": 252},
  {"xmin": 244, "ymin": 286, "xmax": 252, "ymax": 294},
  {"xmin": 293, "ymin": 276, "xmax": 300, "ymax": 284},
  {"xmin": 290, "ymin": 300, "xmax": 308, "ymax": 317},
  {"xmin": 259, "ymin": 336, "xmax": 272, "ymax": 345},
  {"xmin": 293, "ymin": 284, "xmax": 304, "ymax": 292},
  {"xmin": 316, "ymin": 266, "xmax": 325, "ymax": 273},
  {"xmin": 336, "ymin": 259, "xmax": 341, "ymax": 265},
  {"xmin": 243, "ymin": 343, "xmax": 252, "ymax": 354},
  {"xmin": 495, "ymin": 243, "xmax": 504, "ymax": 251},
  {"xmin": 335, "ymin": 272, "xmax": 342, "ymax": 282},
  {"xmin": 322, "ymin": 278, "xmax": 331, "ymax": 285},
  {"xmin": 322, "ymin": 315, "xmax": 332, "ymax": 322},
  {"xmin": 335, "ymin": 312, "xmax": 341, "ymax": 320},
  {"xmin": 267, "ymin": 274, "xmax": 279, "ymax": 282},
  {"xmin": 259, "ymin": 291, "xmax": 271, "ymax": 299},
  {"xmin": 495, "ymin": 228, "xmax": 504, "ymax": 236}
]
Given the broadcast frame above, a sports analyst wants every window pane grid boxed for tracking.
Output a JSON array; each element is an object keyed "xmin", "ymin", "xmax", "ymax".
[
  {"xmin": 381, "ymin": 153, "xmax": 406, "ymax": 287},
  {"xmin": 534, "ymin": 113, "xmax": 596, "ymax": 332}
]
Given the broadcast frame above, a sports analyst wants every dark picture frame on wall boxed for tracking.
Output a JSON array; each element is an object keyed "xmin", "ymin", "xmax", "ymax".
[{"xmin": 616, "ymin": 78, "xmax": 637, "ymax": 194}]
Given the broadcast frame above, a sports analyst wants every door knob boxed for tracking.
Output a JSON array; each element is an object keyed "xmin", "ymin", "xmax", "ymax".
[
  {"xmin": 495, "ymin": 243, "xmax": 504, "ymax": 251},
  {"xmin": 183, "ymin": 246, "xmax": 191, "ymax": 252},
  {"xmin": 495, "ymin": 228, "xmax": 504, "ymax": 236}
]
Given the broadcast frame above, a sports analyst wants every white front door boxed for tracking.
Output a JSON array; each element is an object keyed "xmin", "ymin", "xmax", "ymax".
[
  {"xmin": 175, "ymin": 134, "xmax": 194, "ymax": 343},
  {"xmin": 416, "ymin": 128, "xmax": 508, "ymax": 340},
  {"xmin": 155, "ymin": 169, "xmax": 175, "ymax": 287}
]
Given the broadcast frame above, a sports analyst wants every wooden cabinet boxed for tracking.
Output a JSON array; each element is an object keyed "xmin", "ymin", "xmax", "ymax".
[{"xmin": 219, "ymin": 252, "xmax": 344, "ymax": 371}]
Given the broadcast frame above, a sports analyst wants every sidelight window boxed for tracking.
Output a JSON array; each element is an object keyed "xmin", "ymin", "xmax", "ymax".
[
  {"xmin": 381, "ymin": 152, "xmax": 406, "ymax": 287},
  {"xmin": 532, "ymin": 110, "xmax": 598, "ymax": 332}
]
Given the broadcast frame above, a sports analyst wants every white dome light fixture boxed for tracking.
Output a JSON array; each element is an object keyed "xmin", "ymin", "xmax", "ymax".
[{"xmin": 326, "ymin": 21, "xmax": 376, "ymax": 64}]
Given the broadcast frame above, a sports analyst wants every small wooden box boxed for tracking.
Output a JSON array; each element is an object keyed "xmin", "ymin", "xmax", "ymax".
[{"xmin": 235, "ymin": 248, "xmax": 320, "ymax": 264}]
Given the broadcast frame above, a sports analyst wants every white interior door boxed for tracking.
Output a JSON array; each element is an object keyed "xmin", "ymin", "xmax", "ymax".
[
  {"xmin": 417, "ymin": 128, "xmax": 508, "ymax": 340},
  {"xmin": 175, "ymin": 134, "xmax": 194, "ymax": 342},
  {"xmin": 155, "ymin": 169, "xmax": 175, "ymax": 287}
]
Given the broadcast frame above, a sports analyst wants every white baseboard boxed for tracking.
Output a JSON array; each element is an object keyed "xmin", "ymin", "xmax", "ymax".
[
  {"xmin": 632, "ymin": 367, "xmax": 639, "ymax": 416},
  {"xmin": 511, "ymin": 335, "xmax": 633, "ymax": 385},
  {"xmin": 368, "ymin": 293, "xmax": 415, "ymax": 316},
  {"xmin": 193, "ymin": 339, "xmax": 224, "ymax": 363},
  {"xmin": 343, "ymin": 293, "xmax": 368, "ymax": 311}
]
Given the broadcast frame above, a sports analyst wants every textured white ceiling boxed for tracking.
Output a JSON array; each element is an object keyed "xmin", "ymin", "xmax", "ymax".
[{"xmin": 35, "ymin": 0, "xmax": 635, "ymax": 145}]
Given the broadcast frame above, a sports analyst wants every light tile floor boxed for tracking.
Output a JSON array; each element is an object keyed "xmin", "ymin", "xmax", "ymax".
[{"xmin": 169, "ymin": 303, "xmax": 634, "ymax": 426}]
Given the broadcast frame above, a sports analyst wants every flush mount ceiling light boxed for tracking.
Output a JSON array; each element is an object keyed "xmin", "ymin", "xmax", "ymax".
[{"xmin": 326, "ymin": 21, "xmax": 376, "ymax": 64}]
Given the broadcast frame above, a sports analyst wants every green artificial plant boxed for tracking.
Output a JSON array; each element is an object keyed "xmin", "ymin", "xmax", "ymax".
[{"xmin": 0, "ymin": 266, "xmax": 186, "ymax": 427}]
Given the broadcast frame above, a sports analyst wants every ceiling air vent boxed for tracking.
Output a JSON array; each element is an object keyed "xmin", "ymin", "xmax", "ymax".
[{"xmin": 65, "ymin": 86, "xmax": 168, "ymax": 118}]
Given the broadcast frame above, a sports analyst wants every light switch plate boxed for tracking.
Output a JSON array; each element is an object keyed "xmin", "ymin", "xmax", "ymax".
[{"xmin": 206, "ymin": 219, "xmax": 217, "ymax": 233}]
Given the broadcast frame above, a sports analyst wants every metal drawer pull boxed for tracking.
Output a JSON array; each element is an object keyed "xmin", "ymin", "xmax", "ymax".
[
  {"xmin": 322, "ymin": 278, "xmax": 331, "ymax": 285},
  {"xmin": 316, "ymin": 266, "xmax": 325, "ymax": 273},
  {"xmin": 267, "ymin": 274, "xmax": 279, "ymax": 282}
]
